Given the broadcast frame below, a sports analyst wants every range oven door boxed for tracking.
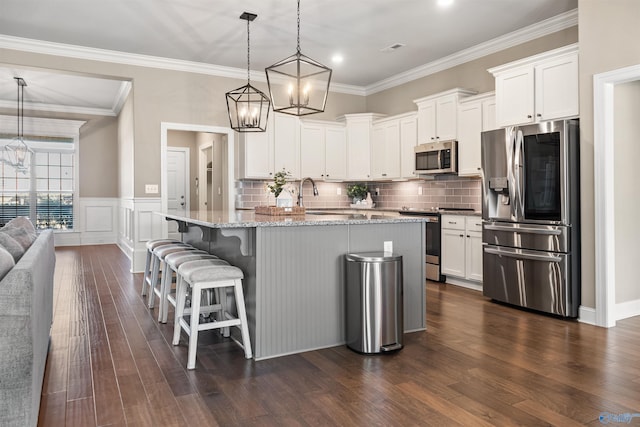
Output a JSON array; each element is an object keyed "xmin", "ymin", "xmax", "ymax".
[{"xmin": 482, "ymin": 245, "xmax": 576, "ymax": 317}]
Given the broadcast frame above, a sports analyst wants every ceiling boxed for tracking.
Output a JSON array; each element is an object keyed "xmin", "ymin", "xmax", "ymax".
[{"xmin": 0, "ymin": 0, "xmax": 577, "ymax": 117}]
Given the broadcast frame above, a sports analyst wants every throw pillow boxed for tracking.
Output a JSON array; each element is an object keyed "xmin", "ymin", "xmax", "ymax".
[
  {"xmin": 0, "ymin": 227, "xmax": 36, "ymax": 250},
  {"xmin": 4, "ymin": 216, "xmax": 36, "ymax": 235},
  {"xmin": 0, "ymin": 233, "xmax": 25, "ymax": 262},
  {"xmin": 0, "ymin": 246, "xmax": 15, "ymax": 281}
]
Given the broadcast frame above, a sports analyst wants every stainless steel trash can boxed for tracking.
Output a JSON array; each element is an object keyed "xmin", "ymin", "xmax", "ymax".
[{"xmin": 345, "ymin": 252, "xmax": 403, "ymax": 354}]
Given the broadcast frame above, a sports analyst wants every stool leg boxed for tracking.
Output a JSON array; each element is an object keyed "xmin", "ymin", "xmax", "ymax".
[
  {"xmin": 172, "ymin": 275, "xmax": 187, "ymax": 346},
  {"xmin": 233, "ymin": 279, "xmax": 253, "ymax": 359},
  {"xmin": 218, "ymin": 288, "xmax": 230, "ymax": 337},
  {"xmin": 158, "ymin": 262, "xmax": 171, "ymax": 323},
  {"xmin": 148, "ymin": 256, "xmax": 161, "ymax": 309},
  {"xmin": 187, "ymin": 283, "xmax": 202, "ymax": 370},
  {"xmin": 142, "ymin": 249, "xmax": 152, "ymax": 296}
]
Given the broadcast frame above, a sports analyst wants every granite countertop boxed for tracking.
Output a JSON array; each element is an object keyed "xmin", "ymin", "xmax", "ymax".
[{"xmin": 158, "ymin": 209, "xmax": 426, "ymax": 229}]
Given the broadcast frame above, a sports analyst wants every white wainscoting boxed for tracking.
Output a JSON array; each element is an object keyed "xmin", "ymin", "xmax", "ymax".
[
  {"xmin": 54, "ymin": 197, "xmax": 119, "ymax": 246},
  {"xmin": 117, "ymin": 197, "xmax": 164, "ymax": 273}
]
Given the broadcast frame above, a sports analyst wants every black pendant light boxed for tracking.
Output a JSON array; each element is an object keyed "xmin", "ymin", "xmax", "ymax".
[
  {"xmin": 265, "ymin": 0, "xmax": 332, "ymax": 116},
  {"xmin": 4, "ymin": 77, "xmax": 33, "ymax": 173},
  {"xmin": 226, "ymin": 12, "xmax": 271, "ymax": 132}
]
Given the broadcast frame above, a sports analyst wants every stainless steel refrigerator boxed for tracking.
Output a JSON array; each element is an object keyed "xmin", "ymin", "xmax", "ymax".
[{"xmin": 481, "ymin": 119, "xmax": 580, "ymax": 317}]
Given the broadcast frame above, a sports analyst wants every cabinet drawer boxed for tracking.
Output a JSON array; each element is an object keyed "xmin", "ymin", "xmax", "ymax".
[
  {"xmin": 466, "ymin": 217, "xmax": 483, "ymax": 232},
  {"xmin": 441, "ymin": 215, "xmax": 465, "ymax": 230}
]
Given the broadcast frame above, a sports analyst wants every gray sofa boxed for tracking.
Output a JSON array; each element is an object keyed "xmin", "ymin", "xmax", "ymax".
[{"xmin": 0, "ymin": 229, "xmax": 55, "ymax": 427}]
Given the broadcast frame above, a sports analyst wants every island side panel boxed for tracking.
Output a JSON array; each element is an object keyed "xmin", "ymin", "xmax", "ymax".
[
  {"xmin": 182, "ymin": 225, "xmax": 258, "ymax": 354},
  {"xmin": 347, "ymin": 221, "xmax": 426, "ymax": 332},
  {"xmin": 255, "ymin": 225, "xmax": 349, "ymax": 360}
]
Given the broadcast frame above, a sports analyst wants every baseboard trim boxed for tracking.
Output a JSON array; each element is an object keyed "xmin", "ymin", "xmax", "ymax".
[
  {"xmin": 615, "ymin": 299, "xmax": 640, "ymax": 321},
  {"xmin": 445, "ymin": 277, "xmax": 483, "ymax": 292},
  {"xmin": 578, "ymin": 306, "xmax": 597, "ymax": 325}
]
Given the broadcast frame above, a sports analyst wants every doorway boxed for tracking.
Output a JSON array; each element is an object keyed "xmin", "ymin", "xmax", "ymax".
[{"xmin": 160, "ymin": 123, "xmax": 235, "ymax": 237}]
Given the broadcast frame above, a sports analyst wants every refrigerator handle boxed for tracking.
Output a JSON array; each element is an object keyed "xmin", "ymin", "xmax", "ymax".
[
  {"xmin": 484, "ymin": 246, "xmax": 563, "ymax": 263},
  {"xmin": 506, "ymin": 127, "xmax": 517, "ymax": 220},
  {"xmin": 514, "ymin": 129, "xmax": 525, "ymax": 220}
]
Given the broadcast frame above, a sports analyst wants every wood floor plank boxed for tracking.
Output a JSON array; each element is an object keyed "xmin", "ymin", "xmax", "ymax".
[{"xmin": 38, "ymin": 244, "xmax": 640, "ymax": 426}]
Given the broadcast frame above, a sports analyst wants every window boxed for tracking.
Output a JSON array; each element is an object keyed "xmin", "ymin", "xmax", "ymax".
[{"xmin": 0, "ymin": 138, "xmax": 76, "ymax": 230}]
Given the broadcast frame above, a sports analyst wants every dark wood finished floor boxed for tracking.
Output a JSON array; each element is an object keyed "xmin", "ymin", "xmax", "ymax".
[{"xmin": 38, "ymin": 244, "xmax": 640, "ymax": 426}]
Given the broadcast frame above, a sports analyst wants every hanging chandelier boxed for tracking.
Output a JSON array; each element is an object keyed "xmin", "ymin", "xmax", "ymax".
[
  {"xmin": 4, "ymin": 77, "xmax": 33, "ymax": 173},
  {"xmin": 265, "ymin": 0, "xmax": 332, "ymax": 116},
  {"xmin": 226, "ymin": 12, "xmax": 271, "ymax": 132}
]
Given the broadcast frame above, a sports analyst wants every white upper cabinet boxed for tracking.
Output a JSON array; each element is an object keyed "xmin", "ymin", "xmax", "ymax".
[
  {"xmin": 236, "ymin": 113, "xmax": 275, "ymax": 180},
  {"xmin": 489, "ymin": 44, "xmax": 579, "ymax": 127},
  {"xmin": 399, "ymin": 114, "xmax": 418, "ymax": 179},
  {"xmin": 414, "ymin": 88, "xmax": 476, "ymax": 144},
  {"xmin": 371, "ymin": 118, "xmax": 401, "ymax": 179},
  {"xmin": 457, "ymin": 92, "xmax": 495, "ymax": 177},
  {"xmin": 339, "ymin": 113, "xmax": 385, "ymax": 181},
  {"xmin": 300, "ymin": 120, "xmax": 347, "ymax": 180},
  {"xmin": 273, "ymin": 114, "xmax": 300, "ymax": 179}
]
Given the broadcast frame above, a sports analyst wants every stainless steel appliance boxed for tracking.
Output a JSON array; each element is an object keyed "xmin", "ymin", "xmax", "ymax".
[
  {"xmin": 414, "ymin": 140, "xmax": 457, "ymax": 174},
  {"xmin": 399, "ymin": 207, "xmax": 475, "ymax": 282},
  {"xmin": 481, "ymin": 119, "xmax": 580, "ymax": 317}
]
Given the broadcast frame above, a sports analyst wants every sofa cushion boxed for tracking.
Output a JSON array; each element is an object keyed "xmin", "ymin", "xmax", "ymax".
[
  {"xmin": 0, "ymin": 227, "xmax": 36, "ymax": 251},
  {"xmin": 0, "ymin": 233, "xmax": 25, "ymax": 261},
  {"xmin": 0, "ymin": 246, "xmax": 15, "ymax": 281}
]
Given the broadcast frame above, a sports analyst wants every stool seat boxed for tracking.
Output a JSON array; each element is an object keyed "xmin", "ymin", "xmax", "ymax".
[
  {"xmin": 173, "ymin": 262, "xmax": 252, "ymax": 369},
  {"xmin": 141, "ymin": 239, "xmax": 182, "ymax": 297}
]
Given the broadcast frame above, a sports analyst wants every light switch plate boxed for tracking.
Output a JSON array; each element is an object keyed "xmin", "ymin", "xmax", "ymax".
[
  {"xmin": 145, "ymin": 184, "xmax": 159, "ymax": 194},
  {"xmin": 418, "ymin": 186, "xmax": 423, "ymax": 195},
  {"xmin": 384, "ymin": 241, "xmax": 393, "ymax": 254},
  {"xmin": 337, "ymin": 187, "xmax": 342, "ymax": 195}
]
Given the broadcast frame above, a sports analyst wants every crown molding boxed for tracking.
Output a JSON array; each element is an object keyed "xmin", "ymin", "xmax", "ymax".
[
  {"xmin": 0, "ymin": 99, "xmax": 115, "ymax": 116},
  {"xmin": 0, "ymin": 9, "xmax": 577, "ymax": 99},
  {"xmin": 0, "ymin": 34, "xmax": 365, "ymax": 96},
  {"xmin": 364, "ymin": 8, "xmax": 578, "ymax": 95},
  {"xmin": 111, "ymin": 81, "xmax": 132, "ymax": 115}
]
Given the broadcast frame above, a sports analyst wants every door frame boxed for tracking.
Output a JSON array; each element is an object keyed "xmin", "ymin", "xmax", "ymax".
[
  {"xmin": 593, "ymin": 63, "xmax": 640, "ymax": 327},
  {"xmin": 160, "ymin": 122, "xmax": 234, "ymax": 237}
]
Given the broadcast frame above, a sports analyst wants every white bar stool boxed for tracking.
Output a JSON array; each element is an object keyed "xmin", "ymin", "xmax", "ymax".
[
  {"xmin": 148, "ymin": 243, "xmax": 198, "ymax": 319},
  {"xmin": 159, "ymin": 251, "xmax": 223, "ymax": 323},
  {"xmin": 142, "ymin": 239, "xmax": 181, "ymax": 297},
  {"xmin": 173, "ymin": 261, "xmax": 252, "ymax": 369}
]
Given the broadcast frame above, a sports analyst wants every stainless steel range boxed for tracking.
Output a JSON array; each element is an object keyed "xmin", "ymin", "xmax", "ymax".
[
  {"xmin": 399, "ymin": 207, "xmax": 475, "ymax": 282},
  {"xmin": 481, "ymin": 119, "xmax": 580, "ymax": 317}
]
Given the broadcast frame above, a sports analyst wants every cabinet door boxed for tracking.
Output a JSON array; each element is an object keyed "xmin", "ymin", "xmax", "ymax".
[
  {"xmin": 466, "ymin": 230, "xmax": 483, "ymax": 282},
  {"xmin": 482, "ymin": 98, "xmax": 497, "ymax": 131},
  {"xmin": 300, "ymin": 123, "xmax": 325, "ymax": 179},
  {"xmin": 324, "ymin": 126, "xmax": 347, "ymax": 180},
  {"xmin": 417, "ymin": 101, "xmax": 436, "ymax": 142},
  {"xmin": 435, "ymin": 94, "xmax": 458, "ymax": 141},
  {"xmin": 495, "ymin": 67, "xmax": 534, "ymax": 127},
  {"xmin": 377, "ymin": 122, "xmax": 401, "ymax": 179},
  {"xmin": 399, "ymin": 116, "xmax": 417, "ymax": 178},
  {"xmin": 370, "ymin": 125, "xmax": 386, "ymax": 179},
  {"xmin": 457, "ymin": 102, "xmax": 482, "ymax": 177},
  {"xmin": 535, "ymin": 53, "xmax": 579, "ymax": 121},
  {"xmin": 239, "ymin": 126, "xmax": 274, "ymax": 179},
  {"xmin": 273, "ymin": 114, "xmax": 300, "ymax": 179},
  {"xmin": 441, "ymin": 228, "xmax": 466, "ymax": 277},
  {"xmin": 347, "ymin": 120, "xmax": 371, "ymax": 180}
]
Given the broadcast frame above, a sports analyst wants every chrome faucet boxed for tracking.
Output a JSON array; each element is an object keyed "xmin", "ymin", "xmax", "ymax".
[{"xmin": 298, "ymin": 177, "xmax": 319, "ymax": 207}]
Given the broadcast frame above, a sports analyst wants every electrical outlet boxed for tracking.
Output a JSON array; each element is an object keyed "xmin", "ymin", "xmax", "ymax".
[
  {"xmin": 418, "ymin": 186, "xmax": 423, "ymax": 195},
  {"xmin": 384, "ymin": 241, "xmax": 393, "ymax": 254},
  {"xmin": 375, "ymin": 187, "xmax": 380, "ymax": 196},
  {"xmin": 145, "ymin": 184, "xmax": 159, "ymax": 194},
  {"xmin": 337, "ymin": 187, "xmax": 342, "ymax": 195}
]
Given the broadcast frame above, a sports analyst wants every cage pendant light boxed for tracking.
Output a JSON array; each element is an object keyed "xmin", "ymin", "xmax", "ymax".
[
  {"xmin": 265, "ymin": 0, "xmax": 332, "ymax": 116},
  {"xmin": 226, "ymin": 12, "xmax": 271, "ymax": 132},
  {"xmin": 4, "ymin": 77, "xmax": 33, "ymax": 173}
]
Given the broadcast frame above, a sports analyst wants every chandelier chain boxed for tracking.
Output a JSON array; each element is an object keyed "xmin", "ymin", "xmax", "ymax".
[
  {"xmin": 247, "ymin": 17, "xmax": 251, "ymax": 84},
  {"xmin": 296, "ymin": 0, "xmax": 301, "ymax": 53}
]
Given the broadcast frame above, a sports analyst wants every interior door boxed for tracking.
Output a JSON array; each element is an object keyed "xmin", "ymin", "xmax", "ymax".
[{"xmin": 167, "ymin": 148, "xmax": 188, "ymax": 240}]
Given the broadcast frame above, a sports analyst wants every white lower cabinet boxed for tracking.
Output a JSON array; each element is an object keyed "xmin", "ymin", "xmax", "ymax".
[{"xmin": 441, "ymin": 215, "xmax": 483, "ymax": 285}]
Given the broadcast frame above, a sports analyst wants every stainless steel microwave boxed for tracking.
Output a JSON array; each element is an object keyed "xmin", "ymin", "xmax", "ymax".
[{"xmin": 414, "ymin": 140, "xmax": 457, "ymax": 174}]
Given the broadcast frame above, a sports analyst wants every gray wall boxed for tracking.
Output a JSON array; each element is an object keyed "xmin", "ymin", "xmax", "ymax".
[
  {"xmin": 117, "ymin": 90, "xmax": 134, "ymax": 199},
  {"xmin": 614, "ymin": 81, "xmax": 640, "ymax": 304},
  {"xmin": 578, "ymin": 0, "xmax": 640, "ymax": 308},
  {"xmin": 78, "ymin": 116, "xmax": 119, "ymax": 197}
]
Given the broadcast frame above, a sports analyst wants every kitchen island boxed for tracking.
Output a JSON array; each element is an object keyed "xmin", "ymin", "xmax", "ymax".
[{"xmin": 160, "ymin": 209, "xmax": 426, "ymax": 360}]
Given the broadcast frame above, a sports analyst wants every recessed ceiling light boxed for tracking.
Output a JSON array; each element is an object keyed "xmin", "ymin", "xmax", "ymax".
[
  {"xmin": 332, "ymin": 54, "xmax": 344, "ymax": 64},
  {"xmin": 438, "ymin": 0, "xmax": 454, "ymax": 7}
]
